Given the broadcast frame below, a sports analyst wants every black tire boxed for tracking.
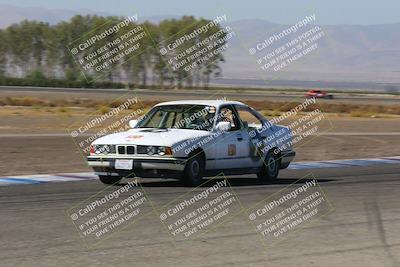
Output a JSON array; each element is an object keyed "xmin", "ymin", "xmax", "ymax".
[
  {"xmin": 257, "ymin": 151, "xmax": 280, "ymax": 181},
  {"xmin": 279, "ymin": 162, "xmax": 290, "ymax": 169},
  {"xmin": 183, "ymin": 153, "xmax": 205, "ymax": 186},
  {"xmin": 99, "ymin": 175, "xmax": 122, "ymax": 185}
]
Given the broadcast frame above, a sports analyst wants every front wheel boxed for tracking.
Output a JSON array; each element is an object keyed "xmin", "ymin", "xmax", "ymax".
[
  {"xmin": 257, "ymin": 151, "xmax": 280, "ymax": 181},
  {"xmin": 99, "ymin": 175, "xmax": 122, "ymax": 185},
  {"xmin": 182, "ymin": 153, "xmax": 205, "ymax": 186},
  {"xmin": 280, "ymin": 162, "xmax": 290, "ymax": 169}
]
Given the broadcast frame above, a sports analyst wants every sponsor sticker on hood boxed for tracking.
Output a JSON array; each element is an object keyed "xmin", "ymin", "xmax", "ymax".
[{"xmin": 126, "ymin": 134, "xmax": 144, "ymax": 140}]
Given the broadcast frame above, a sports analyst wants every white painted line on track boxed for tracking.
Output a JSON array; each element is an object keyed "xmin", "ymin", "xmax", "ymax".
[
  {"xmin": 0, "ymin": 172, "xmax": 97, "ymax": 186},
  {"xmin": 287, "ymin": 156, "xmax": 400, "ymax": 170},
  {"xmin": 0, "ymin": 157, "xmax": 399, "ymax": 186}
]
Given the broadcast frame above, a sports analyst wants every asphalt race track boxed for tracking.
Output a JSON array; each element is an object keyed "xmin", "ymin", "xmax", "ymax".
[{"xmin": 1, "ymin": 163, "xmax": 399, "ymax": 267}]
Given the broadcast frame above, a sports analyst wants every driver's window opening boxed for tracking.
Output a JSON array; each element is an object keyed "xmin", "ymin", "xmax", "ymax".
[
  {"xmin": 217, "ymin": 106, "xmax": 241, "ymax": 131},
  {"xmin": 236, "ymin": 106, "xmax": 263, "ymax": 131}
]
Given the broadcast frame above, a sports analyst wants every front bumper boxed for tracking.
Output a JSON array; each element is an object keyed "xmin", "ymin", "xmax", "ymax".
[{"xmin": 87, "ymin": 156, "xmax": 186, "ymax": 177}]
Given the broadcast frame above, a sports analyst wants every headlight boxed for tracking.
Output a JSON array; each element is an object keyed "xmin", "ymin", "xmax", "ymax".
[
  {"xmin": 158, "ymin": 147, "xmax": 166, "ymax": 155},
  {"xmin": 146, "ymin": 146, "xmax": 156, "ymax": 155},
  {"xmin": 137, "ymin": 145, "xmax": 173, "ymax": 155},
  {"xmin": 95, "ymin": 145, "xmax": 111, "ymax": 154},
  {"xmin": 158, "ymin": 146, "xmax": 173, "ymax": 156}
]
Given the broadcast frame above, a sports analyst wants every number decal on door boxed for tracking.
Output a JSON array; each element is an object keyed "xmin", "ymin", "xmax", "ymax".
[{"xmin": 228, "ymin": 144, "xmax": 236, "ymax": 156}]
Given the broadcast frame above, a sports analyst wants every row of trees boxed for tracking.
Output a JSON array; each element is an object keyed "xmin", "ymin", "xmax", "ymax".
[{"xmin": 0, "ymin": 15, "xmax": 227, "ymax": 88}]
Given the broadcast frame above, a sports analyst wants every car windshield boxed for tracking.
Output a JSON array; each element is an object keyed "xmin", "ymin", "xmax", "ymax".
[{"xmin": 136, "ymin": 105, "xmax": 216, "ymax": 131}]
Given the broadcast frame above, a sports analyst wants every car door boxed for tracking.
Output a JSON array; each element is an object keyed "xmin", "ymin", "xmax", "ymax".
[
  {"xmin": 213, "ymin": 105, "xmax": 251, "ymax": 170},
  {"xmin": 234, "ymin": 104, "xmax": 270, "ymax": 168}
]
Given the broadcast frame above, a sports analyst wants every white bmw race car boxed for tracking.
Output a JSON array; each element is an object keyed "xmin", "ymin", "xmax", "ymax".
[{"xmin": 87, "ymin": 100, "xmax": 296, "ymax": 186}]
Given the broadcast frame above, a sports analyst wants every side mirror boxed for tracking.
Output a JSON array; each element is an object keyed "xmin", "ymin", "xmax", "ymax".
[
  {"xmin": 129, "ymin": 119, "xmax": 138, "ymax": 128},
  {"xmin": 215, "ymin": 121, "xmax": 231, "ymax": 132}
]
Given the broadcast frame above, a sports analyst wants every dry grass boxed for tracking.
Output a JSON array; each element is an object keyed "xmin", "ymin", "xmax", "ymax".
[
  {"xmin": 97, "ymin": 105, "xmax": 110, "ymax": 114},
  {"xmin": 57, "ymin": 107, "xmax": 68, "ymax": 113},
  {"xmin": 0, "ymin": 96, "xmax": 155, "ymax": 109},
  {"xmin": 1, "ymin": 96, "xmax": 400, "ymax": 116},
  {"xmin": 243, "ymin": 100, "xmax": 400, "ymax": 116}
]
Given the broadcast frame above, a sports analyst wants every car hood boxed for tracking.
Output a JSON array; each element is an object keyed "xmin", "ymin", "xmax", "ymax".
[{"xmin": 92, "ymin": 128, "xmax": 211, "ymax": 146}]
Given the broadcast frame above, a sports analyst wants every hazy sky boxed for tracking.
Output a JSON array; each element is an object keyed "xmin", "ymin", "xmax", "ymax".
[{"xmin": 0, "ymin": 0, "xmax": 399, "ymax": 25}]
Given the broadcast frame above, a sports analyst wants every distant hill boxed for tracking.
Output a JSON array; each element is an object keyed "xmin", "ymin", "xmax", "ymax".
[
  {"xmin": 0, "ymin": 4, "xmax": 175, "ymax": 27},
  {"xmin": 0, "ymin": 4, "xmax": 110, "ymax": 27},
  {"xmin": 221, "ymin": 19, "xmax": 400, "ymax": 83}
]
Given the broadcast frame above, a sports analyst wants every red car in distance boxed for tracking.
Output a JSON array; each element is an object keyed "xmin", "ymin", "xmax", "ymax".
[{"xmin": 305, "ymin": 89, "xmax": 333, "ymax": 99}]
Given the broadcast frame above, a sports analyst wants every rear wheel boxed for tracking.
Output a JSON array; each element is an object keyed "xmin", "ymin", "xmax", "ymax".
[
  {"xmin": 99, "ymin": 175, "xmax": 122, "ymax": 185},
  {"xmin": 257, "ymin": 151, "xmax": 280, "ymax": 181},
  {"xmin": 183, "ymin": 153, "xmax": 205, "ymax": 186}
]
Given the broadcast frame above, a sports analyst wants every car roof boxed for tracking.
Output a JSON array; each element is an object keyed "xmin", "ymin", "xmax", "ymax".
[{"xmin": 154, "ymin": 100, "xmax": 246, "ymax": 107}]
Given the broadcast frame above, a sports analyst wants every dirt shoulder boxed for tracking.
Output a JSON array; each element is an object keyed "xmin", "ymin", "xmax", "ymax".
[
  {"xmin": 1, "ymin": 106, "xmax": 399, "ymax": 176},
  {"xmin": 0, "ymin": 105, "xmax": 399, "ymax": 134}
]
